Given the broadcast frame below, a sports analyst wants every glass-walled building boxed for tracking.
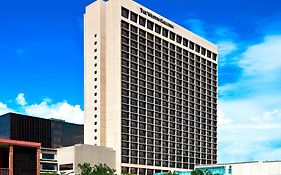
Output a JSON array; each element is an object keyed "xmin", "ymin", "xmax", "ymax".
[{"xmin": 0, "ymin": 113, "xmax": 84, "ymax": 148}]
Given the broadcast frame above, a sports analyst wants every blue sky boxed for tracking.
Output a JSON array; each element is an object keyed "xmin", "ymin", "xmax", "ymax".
[{"xmin": 1, "ymin": 0, "xmax": 281, "ymax": 164}]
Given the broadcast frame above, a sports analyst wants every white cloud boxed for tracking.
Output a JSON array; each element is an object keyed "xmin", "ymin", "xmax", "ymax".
[
  {"xmin": 217, "ymin": 41, "xmax": 237, "ymax": 58},
  {"xmin": 0, "ymin": 102, "xmax": 14, "ymax": 115},
  {"xmin": 16, "ymin": 93, "xmax": 27, "ymax": 106},
  {"xmin": 239, "ymin": 35, "xmax": 281, "ymax": 76},
  {"xmin": 218, "ymin": 34, "xmax": 281, "ymax": 163},
  {"xmin": 1, "ymin": 93, "xmax": 84, "ymax": 124},
  {"xmin": 24, "ymin": 100, "xmax": 84, "ymax": 124},
  {"xmin": 218, "ymin": 96, "xmax": 281, "ymax": 163}
]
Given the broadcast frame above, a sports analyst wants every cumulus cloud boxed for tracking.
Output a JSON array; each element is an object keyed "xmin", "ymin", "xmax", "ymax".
[
  {"xmin": 25, "ymin": 100, "xmax": 84, "ymax": 124},
  {"xmin": 218, "ymin": 106, "xmax": 281, "ymax": 163},
  {"xmin": 16, "ymin": 93, "xmax": 27, "ymax": 106},
  {"xmin": 217, "ymin": 41, "xmax": 237, "ymax": 58},
  {"xmin": 217, "ymin": 34, "xmax": 281, "ymax": 163},
  {"xmin": 1, "ymin": 93, "xmax": 83, "ymax": 124},
  {"xmin": 0, "ymin": 102, "xmax": 14, "ymax": 115},
  {"xmin": 239, "ymin": 35, "xmax": 281, "ymax": 76}
]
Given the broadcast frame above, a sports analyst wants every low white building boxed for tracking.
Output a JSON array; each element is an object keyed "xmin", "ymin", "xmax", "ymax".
[
  {"xmin": 57, "ymin": 144, "xmax": 116, "ymax": 174},
  {"xmin": 196, "ymin": 160, "xmax": 281, "ymax": 175}
]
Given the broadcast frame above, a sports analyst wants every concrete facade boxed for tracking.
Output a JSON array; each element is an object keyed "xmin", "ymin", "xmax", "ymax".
[
  {"xmin": 40, "ymin": 148, "xmax": 58, "ymax": 173},
  {"xmin": 57, "ymin": 144, "xmax": 116, "ymax": 174},
  {"xmin": 84, "ymin": 0, "xmax": 218, "ymax": 174}
]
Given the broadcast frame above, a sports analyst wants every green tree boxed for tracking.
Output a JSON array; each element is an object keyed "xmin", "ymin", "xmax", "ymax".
[
  {"xmin": 78, "ymin": 163, "xmax": 116, "ymax": 175},
  {"xmin": 191, "ymin": 169, "xmax": 205, "ymax": 175},
  {"xmin": 92, "ymin": 164, "xmax": 116, "ymax": 175}
]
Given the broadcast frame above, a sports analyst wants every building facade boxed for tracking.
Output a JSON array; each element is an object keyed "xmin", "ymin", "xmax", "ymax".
[
  {"xmin": 0, "ymin": 138, "xmax": 41, "ymax": 175},
  {"xmin": 196, "ymin": 160, "xmax": 281, "ymax": 175},
  {"xmin": 57, "ymin": 144, "xmax": 116, "ymax": 174},
  {"xmin": 40, "ymin": 148, "xmax": 58, "ymax": 174},
  {"xmin": 84, "ymin": 0, "xmax": 218, "ymax": 174},
  {"xmin": 0, "ymin": 113, "xmax": 84, "ymax": 148}
]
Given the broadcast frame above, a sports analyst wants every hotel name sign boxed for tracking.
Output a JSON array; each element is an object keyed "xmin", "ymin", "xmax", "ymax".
[{"xmin": 140, "ymin": 8, "xmax": 174, "ymax": 29}]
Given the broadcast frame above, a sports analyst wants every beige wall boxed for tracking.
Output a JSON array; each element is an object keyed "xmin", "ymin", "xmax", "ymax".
[{"xmin": 57, "ymin": 144, "xmax": 116, "ymax": 174}]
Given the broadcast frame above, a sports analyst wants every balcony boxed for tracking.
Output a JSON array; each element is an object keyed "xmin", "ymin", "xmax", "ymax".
[{"xmin": 0, "ymin": 168, "xmax": 9, "ymax": 175}]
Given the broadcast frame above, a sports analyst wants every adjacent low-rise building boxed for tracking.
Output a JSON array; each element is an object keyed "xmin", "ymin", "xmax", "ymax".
[
  {"xmin": 0, "ymin": 113, "xmax": 84, "ymax": 174},
  {"xmin": 0, "ymin": 113, "xmax": 84, "ymax": 148},
  {"xmin": 196, "ymin": 160, "xmax": 281, "ymax": 175},
  {"xmin": 57, "ymin": 144, "xmax": 116, "ymax": 174},
  {"xmin": 40, "ymin": 148, "xmax": 58, "ymax": 174},
  {"xmin": 0, "ymin": 138, "xmax": 41, "ymax": 175}
]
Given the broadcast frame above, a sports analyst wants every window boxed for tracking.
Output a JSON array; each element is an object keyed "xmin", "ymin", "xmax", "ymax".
[
  {"xmin": 139, "ymin": 16, "xmax": 146, "ymax": 26},
  {"xmin": 195, "ymin": 44, "xmax": 200, "ymax": 53},
  {"xmin": 176, "ymin": 35, "xmax": 182, "ymax": 44},
  {"xmin": 183, "ymin": 38, "xmax": 188, "ymax": 47},
  {"xmin": 121, "ymin": 20, "xmax": 129, "ymax": 29},
  {"xmin": 189, "ymin": 41, "xmax": 194, "ymax": 50},
  {"xmin": 170, "ymin": 32, "xmax": 175, "ymax": 40},
  {"xmin": 60, "ymin": 164, "xmax": 73, "ymax": 171},
  {"xmin": 42, "ymin": 153, "xmax": 55, "ymax": 160},
  {"xmin": 121, "ymin": 7, "xmax": 129, "ymax": 18},
  {"xmin": 130, "ymin": 12, "xmax": 138, "ymax": 23},
  {"xmin": 41, "ymin": 163, "xmax": 57, "ymax": 171},
  {"xmin": 147, "ymin": 20, "xmax": 154, "ymax": 30},
  {"xmin": 162, "ymin": 28, "xmax": 168, "ymax": 37},
  {"xmin": 155, "ymin": 24, "xmax": 161, "ymax": 34}
]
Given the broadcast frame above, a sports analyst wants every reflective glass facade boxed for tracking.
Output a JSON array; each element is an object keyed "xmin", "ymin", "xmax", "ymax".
[{"xmin": 0, "ymin": 113, "xmax": 84, "ymax": 148}]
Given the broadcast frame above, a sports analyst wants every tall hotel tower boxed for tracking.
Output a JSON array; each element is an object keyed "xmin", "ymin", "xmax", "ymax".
[{"xmin": 84, "ymin": 0, "xmax": 218, "ymax": 174}]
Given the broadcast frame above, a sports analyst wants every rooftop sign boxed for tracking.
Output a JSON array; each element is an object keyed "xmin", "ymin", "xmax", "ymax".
[{"xmin": 140, "ymin": 8, "xmax": 174, "ymax": 29}]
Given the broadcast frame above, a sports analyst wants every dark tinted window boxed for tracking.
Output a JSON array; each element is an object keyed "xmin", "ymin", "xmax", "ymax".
[
  {"xmin": 130, "ymin": 12, "xmax": 138, "ymax": 23},
  {"xmin": 147, "ymin": 20, "xmax": 154, "ymax": 30},
  {"xmin": 162, "ymin": 28, "xmax": 168, "ymax": 37},
  {"xmin": 121, "ymin": 7, "xmax": 129, "ymax": 18},
  {"xmin": 170, "ymin": 32, "xmax": 175, "ymax": 40},
  {"xmin": 155, "ymin": 24, "xmax": 161, "ymax": 34},
  {"xmin": 139, "ymin": 16, "xmax": 146, "ymax": 26}
]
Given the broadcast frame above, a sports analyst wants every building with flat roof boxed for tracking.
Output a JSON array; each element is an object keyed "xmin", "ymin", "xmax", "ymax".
[
  {"xmin": 195, "ymin": 160, "xmax": 281, "ymax": 175},
  {"xmin": 57, "ymin": 144, "xmax": 116, "ymax": 174},
  {"xmin": 84, "ymin": 0, "xmax": 218, "ymax": 174},
  {"xmin": 0, "ymin": 113, "xmax": 84, "ymax": 149},
  {"xmin": 0, "ymin": 113, "xmax": 84, "ymax": 174}
]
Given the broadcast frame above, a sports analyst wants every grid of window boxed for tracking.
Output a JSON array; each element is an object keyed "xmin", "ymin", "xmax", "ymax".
[
  {"xmin": 120, "ymin": 19, "xmax": 217, "ymax": 172},
  {"xmin": 121, "ymin": 7, "xmax": 218, "ymax": 62},
  {"xmin": 120, "ymin": 7, "xmax": 217, "ymax": 175}
]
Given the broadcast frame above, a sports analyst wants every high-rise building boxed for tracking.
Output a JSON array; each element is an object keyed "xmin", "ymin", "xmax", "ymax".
[{"xmin": 84, "ymin": 0, "xmax": 218, "ymax": 174}]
